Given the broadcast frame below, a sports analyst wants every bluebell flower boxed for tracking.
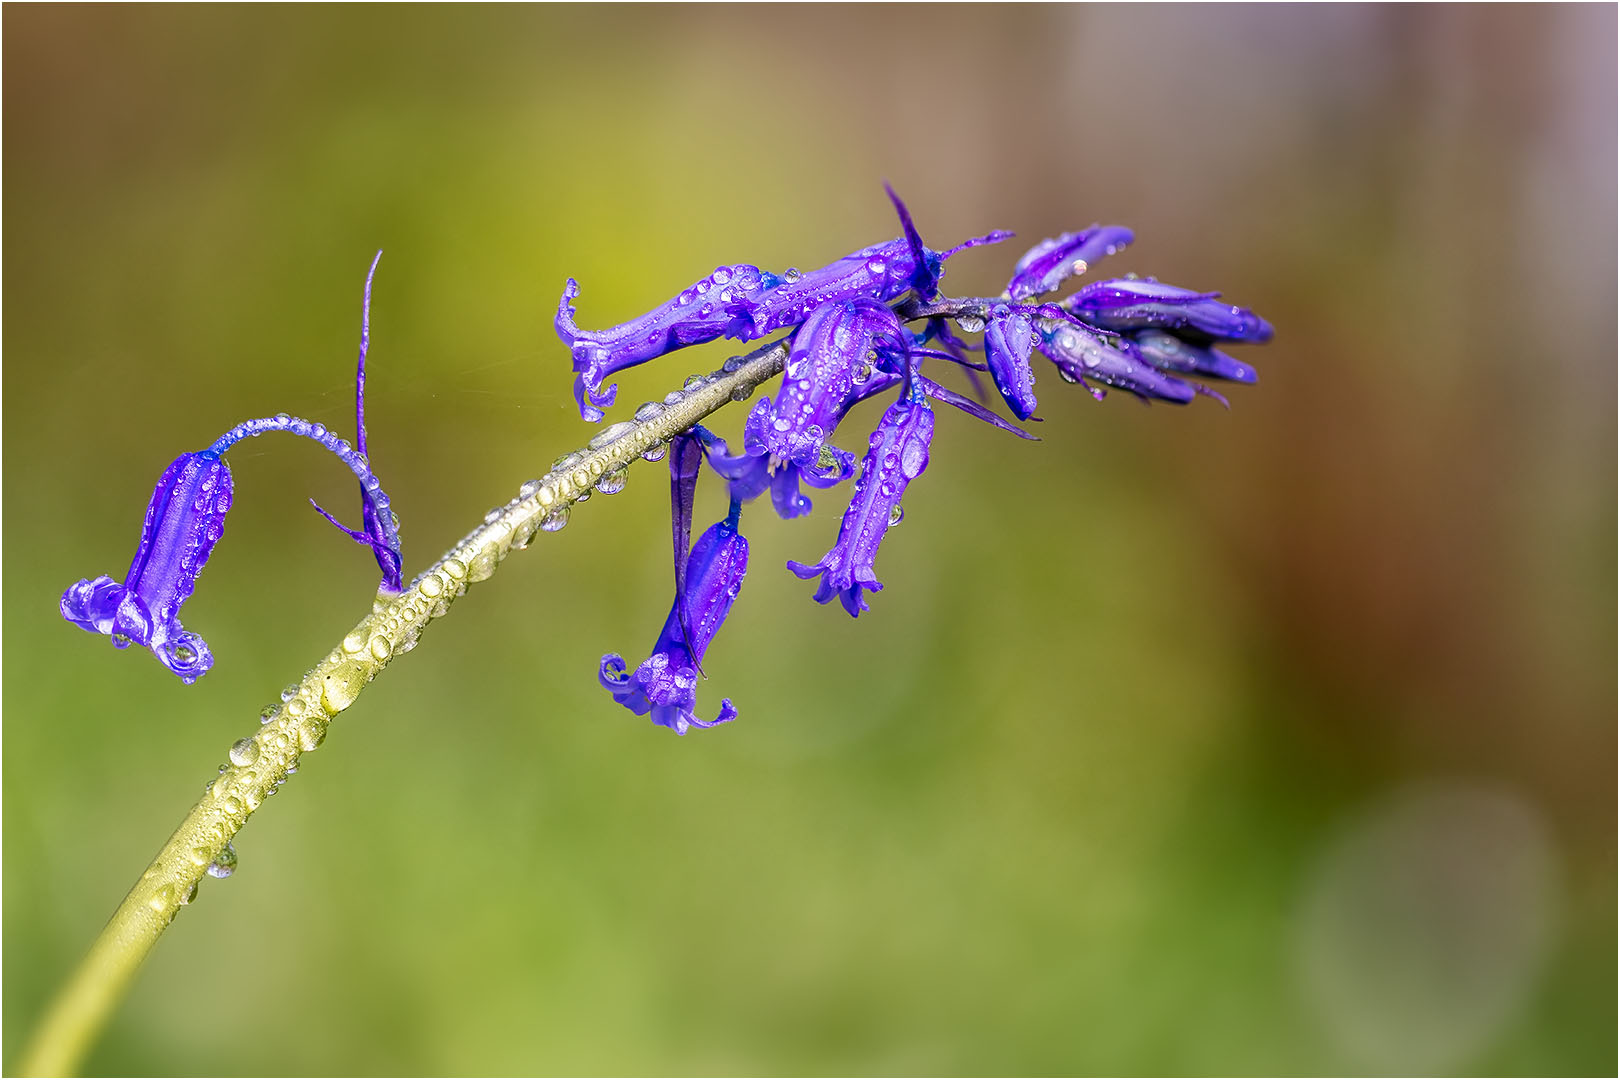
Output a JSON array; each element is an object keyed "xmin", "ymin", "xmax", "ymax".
[
  {"xmin": 788, "ymin": 377, "xmax": 935, "ymax": 617},
  {"xmin": 61, "ymin": 255, "xmax": 402, "ymax": 682},
  {"xmin": 983, "ymin": 305, "xmax": 1039, "ymax": 421},
  {"xmin": 1130, "ymin": 329, "xmax": 1257, "ymax": 384},
  {"xmin": 742, "ymin": 297, "xmax": 908, "ymax": 470},
  {"xmin": 555, "ymin": 265, "xmax": 775, "ymax": 422},
  {"xmin": 599, "ymin": 497, "xmax": 749, "ymax": 735},
  {"xmin": 1066, "ymin": 278, "xmax": 1274, "ymax": 342},
  {"xmin": 1006, "ymin": 225, "xmax": 1134, "ymax": 302},
  {"xmin": 554, "ymin": 186, "xmax": 1011, "ymax": 420},
  {"xmin": 1036, "ymin": 319, "xmax": 1198, "ymax": 403}
]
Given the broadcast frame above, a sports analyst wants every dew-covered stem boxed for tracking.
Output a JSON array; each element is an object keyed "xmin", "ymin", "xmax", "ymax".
[{"xmin": 15, "ymin": 337, "xmax": 790, "ymax": 1078}]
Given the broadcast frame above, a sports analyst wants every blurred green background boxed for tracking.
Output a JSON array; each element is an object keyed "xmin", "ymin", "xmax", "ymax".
[{"xmin": 5, "ymin": 5, "xmax": 1614, "ymax": 1075}]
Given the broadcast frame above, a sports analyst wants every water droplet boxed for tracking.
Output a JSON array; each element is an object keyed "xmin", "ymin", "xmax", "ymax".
[
  {"xmin": 722, "ymin": 355, "xmax": 745, "ymax": 373},
  {"xmin": 713, "ymin": 267, "xmax": 732, "ymax": 285},
  {"xmin": 888, "ymin": 504, "xmax": 905, "ymax": 527},
  {"xmin": 595, "ymin": 467, "xmax": 628, "ymax": 495},
  {"xmin": 772, "ymin": 417, "xmax": 792, "ymax": 432},
  {"xmin": 149, "ymin": 883, "xmax": 177, "ymax": 911},
  {"xmin": 229, "ymin": 739, "xmax": 259, "ymax": 767},
  {"xmin": 221, "ymin": 795, "xmax": 244, "ymax": 816},
  {"xmin": 783, "ymin": 267, "xmax": 803, "ymax": 283},
  {"xmin": 634, "ymin": 401, "xmax": 665, "ymax": 423},
  {"xmin": 730, "ymin": 384, "xmax": 754, "ymax": 402},
  {"xmin": 443, "ymin": 558, "xmax": 468, "ymax": 580},
  {"xmin": 540, "ymin": 506, "xmax": 570, "ymax": 532},
  {"xmin": 483, "ymin": 507, "xmax": 504, "ymax": 525},
  {"xmin": 900, "ymin": 441, "xmax": 927, "ymax": 479},
  {"xmin": 664, "ymin": 390, "xmax": 683, "ymax": 405},
  {"xmin": 286, "ymin": 696, "xmax": 308, "ymax": 717},
  {"xmin": 259, "ymin": 703, "xmax": 279, "ymax": 725},
  {"xmin": 322, "ymin": 661, "xmax": 369, "ymax": 714},
  {"xmin": 468, "ymin": 546, "xmax": 499, "ymax": 582},
  {"xmin": 368, "ymin": 635, "xmax": 392, "ymax": 661},
  {"xmin": 955, "ymin": 314, "xmax": 986, "ymax": 334},
  {"xmin": 207, "ymin": 843, "xmax": 237, "ymax": 879},
  {"xmin": 280, "ymin": 684, "xmax": 300, "ymax": 703},
  {"xmin": 419, "ymin": 574, "xmax": 444, "ymax": 599},
  {"xmin": 684, "ymin": 374, "xmax": 704, "ymax": 390},
  {"xmin": 511, "ymin": 515, "xmax": 540, "ymax": 550},
  {"xmin": 641, "ymin": 442, "xmax": 668, "ymax": 463},
  {"xmin": 297, "ymin": 717, "xmax": 328, "ymax": 751}
]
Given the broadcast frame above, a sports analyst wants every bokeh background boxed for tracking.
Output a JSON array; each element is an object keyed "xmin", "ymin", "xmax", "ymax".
[{"xmin": 5, "ymin": 5, "xmax": 1614, "ymax": 1075}]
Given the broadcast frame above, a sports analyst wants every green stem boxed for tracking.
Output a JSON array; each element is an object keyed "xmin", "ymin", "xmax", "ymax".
[{"xmin": 15, "ymin": 339, "xmax": 789, "ymax": 1077}]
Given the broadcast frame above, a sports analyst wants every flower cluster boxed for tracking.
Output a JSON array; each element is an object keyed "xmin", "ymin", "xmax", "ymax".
[
  {"xmin": 60, "ymin": 255, "xmax": 404, "ymax": 683},
  {"xmin": 565, "ymin": 187, "xmax": 1272, "ymax": 733}
]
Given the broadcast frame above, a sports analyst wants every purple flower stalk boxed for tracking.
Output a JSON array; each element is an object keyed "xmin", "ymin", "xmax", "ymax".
[{"xmin": 61, "ymin": 255, "xmax": 403, "ymax": 682}]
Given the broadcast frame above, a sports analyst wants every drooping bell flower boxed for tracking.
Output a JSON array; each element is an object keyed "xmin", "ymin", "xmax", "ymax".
[
  {"xmin": 1006, "ymin": 225, "xmax": 1134, "ymax": 302},
  {"xmin": 599, "ymin": 500, "xmax": 749, "ymax": 734},
  {"xmin": 60, "ymin": 452, "xmax": 232, "ymax": 682},
  {"xmin": 982, "ymin": 304, "xmax": 1039, "ymax": 421},
  {"xmin": 742, "ymin": 297, "xmax": 909, "ymax": 471},
  {"xmin": 788, "ymin": 377, "xmax": 935, "ymax": 617},
  {"xmin": 1066, "ymin": 278, "xmax": 1273, "ymax": 342},
  {"xmin": 61, "ymin": 255, "xmax": 403, "ymax": 682},
  {"xmin": 555, "ymin": 265, "xmax": 775, "ymax": 422}
]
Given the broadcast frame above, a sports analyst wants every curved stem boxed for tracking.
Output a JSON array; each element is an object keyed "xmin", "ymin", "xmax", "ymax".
[{"xmin": 15, "ymin": 338, "xmax": 790, "ymax": 1077}]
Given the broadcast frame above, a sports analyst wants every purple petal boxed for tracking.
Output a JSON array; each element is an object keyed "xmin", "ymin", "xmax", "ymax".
[
  {"xmin": 1131, "ymin": 329, "xmax": 1259, "ymax": 384},
  {"xmin": 982, "ymin": 306, "xmax": 1039, "ymax": 420},
  {"xmin": 1007, "ymin": 226, "xmax": 1134, "ymax": 301},
  {"xmin": 1037, "ymin": 321, "xmax": 1196, "ymax": 404},
  {"xmin": 557, "ymin": 266, "xmax": 772, "ymax": 420},
  {"xmin": 790, "ymin": 387, "xmax": 933, "ymax": 618},
  {"xmin": 1068, "ymin": 279, "xmax": 1273, "ymax": 342}
]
